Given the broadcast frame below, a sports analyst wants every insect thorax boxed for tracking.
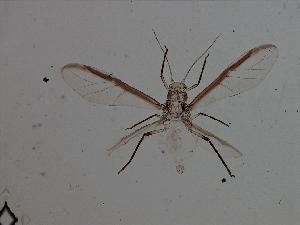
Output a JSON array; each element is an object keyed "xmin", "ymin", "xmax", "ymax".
[{"xmin": 163, "ymin": 82, "xmax": 190, "ymax": 120}]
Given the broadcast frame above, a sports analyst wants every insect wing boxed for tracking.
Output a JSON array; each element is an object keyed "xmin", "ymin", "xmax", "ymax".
[
  {"xmin": 188, "ymin": 44, "xmax": 278, "ymax": 109},
  {"xmin": 61, "ymin": 63, "xmax": 161, "ymax": 109},
  {"xmin": 185, "ymin": 121, "xmax": 242, "ymax": 158},
  {"xmin": 107, "ymin": 118, "xmax": 166, "ymax": 155}
]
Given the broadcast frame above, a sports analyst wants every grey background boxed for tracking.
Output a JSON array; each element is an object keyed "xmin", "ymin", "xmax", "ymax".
[{"xmin": 1, "ymin": 1, "xmax": 300, "ymax": 225}]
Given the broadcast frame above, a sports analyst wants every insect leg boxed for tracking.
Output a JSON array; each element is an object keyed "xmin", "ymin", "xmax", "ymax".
[
  {"xmin": 125, "ymin": 114, "xmax": 160, "ymax": 130},
  {"xmin": 118, "ymin": 128, "xmax": 165, "ymax": 174},
  {"xmin": 182, "ymin": 120, "xmax": 241, "ymax": 176},
  {"xmin": 187, "ymin": 54, "xmax": 209, "ymax": 91},
  {"xmin": 203, "ymin": 136, "xmax": 235, "ymax": 177},
  {"xmin": 160, "ymin": 46, "xmax": 169, "ymax": 89},
  {"xmin": 191, "ymin": 111, "xmax": 230, "ymax": 127},
  {"xmin": 152, "ymin": 28, "xmax": 174, "ymax": 82}
]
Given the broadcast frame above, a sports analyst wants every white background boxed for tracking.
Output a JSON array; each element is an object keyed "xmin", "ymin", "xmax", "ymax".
[{"xmin": 1, "ymin": 1, "xmax": 300, "ymax": 225}]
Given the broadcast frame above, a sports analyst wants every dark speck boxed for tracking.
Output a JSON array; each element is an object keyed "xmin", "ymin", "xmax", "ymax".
[
  {"xmin": 232, "ymin": 29, "xmax": 235, "ymax": 32},
  {"xmin": 43, "ymin": 77, "xmax": 49, "ymax": 83},
  {"xmin": 161, "ymin": 150, "xmax": 165, "ymax": 154},
  {"xmin": 284, "ymin": 109, "xmax": 287, "ymax": 112},
  {"xmin": 278, "ymin": 199, "xmax": 282, "ymax": 205},
  {"xmin": 32, "ymin": 123, "xmax": 42, "ymax": 129},
  {"xmin": 221, "ymin": 178, "xmax": 226, "ymax": 183},
  {"xmin": 50, "ymin": 65, "xmax": 53, "ymax": 68},
  {"xmin": 32, "ymin": 146, "xmax": 36, "ymax": 150},
  {"xmin": 40, "ymin": 172, "xmax": 46, "ymax": 177},
  {"xmin": 274, "ymin": 88, "xmax": 277, "ymax": 91},
  {"xmin": 61, "ymin": 95, "xmax": 65, "ymax": 99}
]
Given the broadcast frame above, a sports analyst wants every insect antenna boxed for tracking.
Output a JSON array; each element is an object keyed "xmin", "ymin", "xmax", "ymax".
[
  {"xmin": 160, "ymin": 46, "xmax": 169, "ymax": 89},
  {"xmin": 152, "ymin": 29, "xmax": 174, "ymax": 83},
  {"xmin": 182, "ymin": 33, "xmax": 222, "ymax": 83}
]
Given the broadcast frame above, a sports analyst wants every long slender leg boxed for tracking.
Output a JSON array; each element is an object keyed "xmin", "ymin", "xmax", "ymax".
[
  {"xmin": 160, "ymin": 46, "xmax": 169, "ymax": 89},
  {"xmin": 191, "ymin": 111, "xmax": 230, "ymax": 127},
  {"xmin": 118, "ymin": 129, "xmax": 165, "ymax": 174},
  {"xmin": 187, "ymin": 54, "xmax": 209, "ymax": 91},
  {"xmin": 152, "ymin": 28, "xmax": 174, "ymax": 82},
  {"xmin": 202, "ymin": 136, "xmax": 235, "ymax": 177},
  {"xmin": 125, "ymin": 114, "xmax": 160, "ymax": 130},
  {"xmin": 182, "ymin": 120, "xmax": 241, "ymax": 176}
]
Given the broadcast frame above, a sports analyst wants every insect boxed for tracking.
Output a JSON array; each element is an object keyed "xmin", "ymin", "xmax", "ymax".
[{"xmin": 61, "ymin": 31, "xmax": 278, "ymax": 177}]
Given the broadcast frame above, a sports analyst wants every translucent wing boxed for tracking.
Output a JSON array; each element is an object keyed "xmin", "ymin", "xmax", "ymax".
[
  {"xmin": 107, "ymin": 118, "xmax": 166, "ymax": 155},
  {"xmin": 183, "ymin": 121, "xmax": 242, "ymax": 158},
  {"xmin": 61, "ymin": 63, "xmax": 161, "ymax": 109},
  {"xmin": 188, "ymin": 44, "xmax": 278, "ymax": 109}
]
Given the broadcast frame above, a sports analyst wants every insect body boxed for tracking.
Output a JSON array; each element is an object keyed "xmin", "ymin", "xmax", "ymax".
[
  {"xmin": 163, "ymin": 82, "xmax": 189, "ymax": 120},
  {"xmin": 61, "ymin": 32, "xmax": 278, "ymax": 177}
]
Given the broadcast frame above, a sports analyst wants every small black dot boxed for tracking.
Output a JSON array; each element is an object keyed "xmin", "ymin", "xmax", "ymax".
[
  {"xmin": 232, "ymin": 29, "xmax": 235, "ymax": 32},
  {"xmin": 40, "ymin": 172, "xmax": 46, "ymax": 176},
  {"xmin": 274, "ymin": 88, "xmax": 278, "ymax": 91},
  {"xmin": 43, "ymin": 77, "xmax": 49, "ymax": 83},
  {"xmin": 221, "ymin": 178, "xmax": 226, "ymax": 183}
]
